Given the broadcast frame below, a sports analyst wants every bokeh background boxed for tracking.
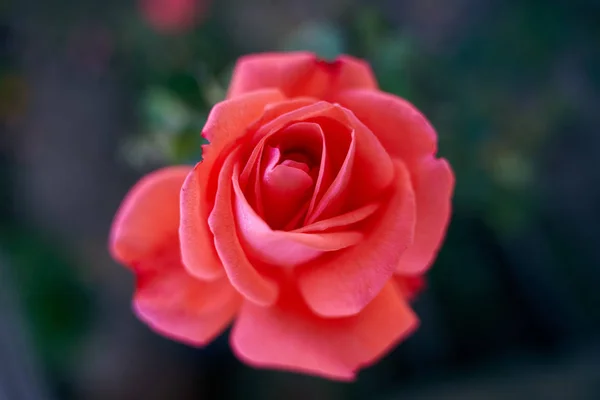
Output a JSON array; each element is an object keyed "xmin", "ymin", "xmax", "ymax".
[{"xmin": 2, "ymin": 0, "xmax": 600, "ymax": 399}]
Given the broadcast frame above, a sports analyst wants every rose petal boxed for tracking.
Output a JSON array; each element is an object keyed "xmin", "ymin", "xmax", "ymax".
[
  {"xmin": 135, "ymin": 292, "xmax": 240, "ymax": 347},
  {"xmin": 260, "ymin": 122, "xmax": 323, "ymax": 228},
  {"xmin": 304, "ymin": 119, "xmax": 355, "ymax": 225},
  {"xmin": 336, "ymin": 89, "xmax": 437, "ymax": 168},
  {"xmin": 339, "ymin": 106, "xmax": 395, "ymax": 208},
  {"xmin": 298, "ymin": 159, "xmax": 416, "ymax": 317},
  {"xmin": 239, "ymin": 98, "xmax": 319, "ymax": 188},
  {"xmin": 227, "ymin": 52, "xmax": 377, "ymax": 100},
  {"xmin": 134, "ymin": 254, "xmax": 241, "ymax": 347},
  {"xmin": 231, "ymin": 281, "xmax": 418, "ymax": 381},
  {"xmin": 397, "ymin": 157, "xmax": 454, "ymax": 275},
  {"xmin": 293, "ymin": 202, "xmax": 380, "ymax": 233},
  {"xmin": 208, "ymin": 151, "xmax": 279, "ymax": 306},
  {"xmin": 232, "ymin": 163, "xmax": 363, "ymax": 268},
  {"xmin": 305, "ymin": 105, "xmax": 395, "ymax": 223},
  {"xmin": 180, "ymin": 89, "xmax": 285, "ymax": 281},
  {"xmin": 110, "ymin": 166, "xmax": 191, "ymax": 269},
  {"xmin": 201, "ymin": 88, "xmax": 285, "ymax": 146},
  {"xmin": 241, "ymin": 103, "xmax": 351, "ymax": 227},
  {"xmin": 262, "ymin": 163, "xmax": 314, "ymax": 229},
  {"xmin": 109, "ymin": 166, "xmax": 240, "ymax": 346}
]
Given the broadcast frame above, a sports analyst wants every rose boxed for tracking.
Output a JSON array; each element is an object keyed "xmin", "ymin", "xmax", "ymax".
[
  {"xmin": 110, "ymin": 52, "xmax": 454, "ymax": 380},
  {"xmin": 139, "ymin": 0, "xmax": 208, "ymax": 34}
]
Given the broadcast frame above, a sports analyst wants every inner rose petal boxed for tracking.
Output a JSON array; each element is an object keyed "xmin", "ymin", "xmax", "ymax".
[
  {"xmin": 248, "ymin": 122, "xmax": 324, "ymax": 229},
  {"xmin": 238, "ymin": 103, "xmax": 360, "ymax": 231},
  {"xmin": 232, "ymin": 164, "xmax": 363, "ymax": 268},
  {"xmin": 293, "ymin": 202, "xmax": 380, "ymax": 234},
  {"xmin": 262, "ymin": 160, "xmax": 314, "ymax": 230}
]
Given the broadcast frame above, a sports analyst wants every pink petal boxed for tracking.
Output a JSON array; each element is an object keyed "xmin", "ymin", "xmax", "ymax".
[
  {"xmin": 239, "ymin": 98, "xmax": 320, "ymax": 188},
  {"xmin": 110, "ymin": 166, "xmax": 191, "ymax": 269},
  {"xmin": 180, "ymin": 89, "xmax": 285, "ymax": 280},
  {"xmin": 201, "ymin": 88, "xmax": 285, "ymax": 146},
  {"xmin": 259, "ymin": 122, "xmax": 323, "ymax": 228},
  {"xmin": 109, "ymin": 166, "xmax": 240, "ymax": 346},
  {"xmin": 397, "ymin": 157, "xmax": 454, "ymax": 275},
  {"xmin": 304, "ymin": 125, "xmax": 355, "ymax": 224},
  {"xmin": 336, "ymin": 89, "xmax": 437, "ymax": 168},
  {"xmin": 339, "ymin": 106, "xmax": 395, "ymax": 208},
  {"xmin": 293, "ymin": 202, "xmax": 380, "ymax": 233},
  {"xmin": 262, "ymin": 163, "xmax": 314, "ymax": 229},
  {"xmin": 298, "ymin": 159, "xmax": 416, "ymax": 317},
  {"xmin": 304, "ymin": 105, "xmax": 395, "ymax": 224},
  {"xmin": 227, "ymin": 52, "xmax": 377, "ymax": 100},
  {"xmin": 135, "ymin": 293, "xmax": 240, "ymax": 347},
  {"xmin": 208, "ymin": 150, "xmax": 279, "ymax": 306},
  {"xmin": 231, "ymin": 281, "xmax": 418, "ymax": 381},
  {"xmin": 232, "ymin": 163, "xmax": 363, "ymax": 268},
  {"xmin": 134, "ymin": 255, "xmax": 241, "ymax": 346}
]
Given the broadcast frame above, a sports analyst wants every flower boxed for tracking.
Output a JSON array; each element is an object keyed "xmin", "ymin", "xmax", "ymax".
[
  {"xmin": 110, "ymin": 52, "xmax": 454, "ymax": 380},
  {"xmin": 139, "ymin": 0, "xmax": 208, "ymax": 34}
]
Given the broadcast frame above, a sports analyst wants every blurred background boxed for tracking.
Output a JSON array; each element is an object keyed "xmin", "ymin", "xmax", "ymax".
[{"xmin": 1, "ymin": 0, "xmax": 600, "ymax": 399}]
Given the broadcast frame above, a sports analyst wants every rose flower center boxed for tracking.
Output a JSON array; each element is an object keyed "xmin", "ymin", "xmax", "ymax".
[{"xmin": 261, "ymin": 141, "xmax": 320, "ymax": 231}]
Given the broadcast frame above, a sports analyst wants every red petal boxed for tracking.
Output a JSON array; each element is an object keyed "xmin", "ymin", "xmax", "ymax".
[
  {"xmin": 110, "ymin": 166, "xmax": 191, "ymax": 269},
  {"xmin": 304, "ymin": 121, "xmax": 355, "ymax": 224},
  {"xmin": 208, "ymin": 151, "xmax": 279, "ymax": 306},
  {"xmin": 293, "ymin": 202, "xmax": 380, "ymax": 234},
  {"xmin": 231, "ymin": 281, "xmax": 418, "ymax": 381},
  {"xmin": 336, "ymin": 89, "xmax": 437, "ymax": 168},
  {"xmin": 298, "ymin": 160, "xmax": 416, "ymax": 317},
  {"xmin": 232, "ymin": 163, "xmax": 363, "ymax": 268},
  {"xmin": 201, "ymin": 89, "xmax": 285, "ymax": 146},
  {"xmin": 109, "ymin": 166, "xmax": 240, "ymax": 345},
  {"xmin": 180, "ymin": 89, "xmax": 285, "ymax": 280},
  {"xmin": 227, "ymin": 52, "xmax": 377, "ymax": 100},
  {"xmin": 308, "ymin": 106, "xmax": 395, "ymax": 218},
  {"xmin": 259, "ymin": 123, "xmax": 322, "ymax": 228},
  {"xmin": 134, "ymin": 255, "xmax": 241, "ymax": 346},
  {"xmin": 397, "ymin": 158, "xmax": 454, "ymax": 275}
]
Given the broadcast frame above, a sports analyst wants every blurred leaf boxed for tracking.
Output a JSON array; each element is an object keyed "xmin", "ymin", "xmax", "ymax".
[
  {"xmin": 282, "ymin": 21, "xmax": 345, "ymax": 61},
  {"xmin": 142, "ymin": 87, "xmax": 191, "ymax": 134}
]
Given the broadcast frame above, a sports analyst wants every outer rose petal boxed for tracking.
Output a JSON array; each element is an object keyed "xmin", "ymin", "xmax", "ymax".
[
  {"xmin": 336, "ymin": 89, "xmax": 437, "ymax": 168},
  {"xmin": 298, "ymin": 159, "xmax": 416, "ymax": 317},
  {"xmin": 110, "ymin": 166, "xmax": 192, "ymax": 268},
  {"xmin": 231, "ymin": 281, "xmax": 418, "ymax": 381},
  {"xmin": 201, "ymin": 89, "xmax": 285, "ymax": 146},
  {"xmin": 109, "ymin": 166, "xmax": 240, "ymax": 345},
  {"xmin": 397, "ymin": 158, "xmax": 454, "ymax": 275},
  {"xmin": 227, "ymin": 52, "xmax": 377, "ymax": 100},
  {"xmin": 134, "ymin": 256, "xmax": 241, "ymax": 346},
  {"xmin": 180, "ymin": 89, "xmax": 285, "ymax": 280}
]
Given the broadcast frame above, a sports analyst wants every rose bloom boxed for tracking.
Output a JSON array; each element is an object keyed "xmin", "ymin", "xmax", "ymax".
[
  {"xmin": 110, "ymin": 52, "xmax": 454, "ymax": 380},
  {"xmin": 139, "ymin": 0, "xmax": 208, "ymax": 34}
]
